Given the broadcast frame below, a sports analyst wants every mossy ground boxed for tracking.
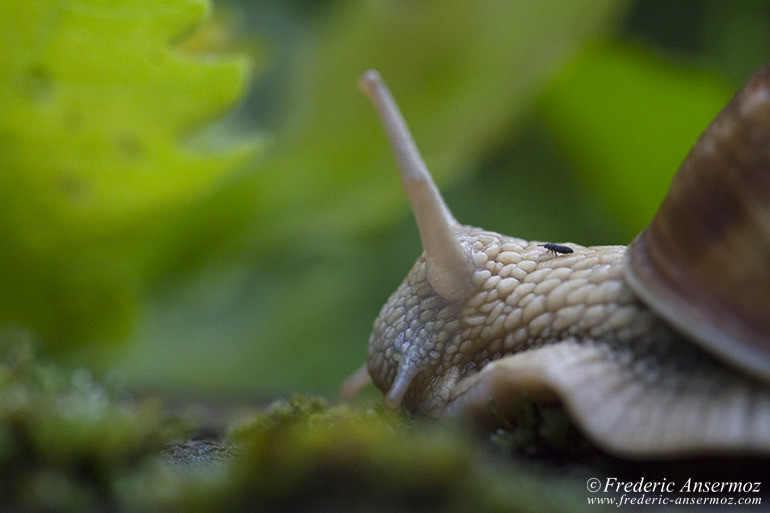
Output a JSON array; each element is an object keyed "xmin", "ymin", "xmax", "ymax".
[
  {"xmin": 0, "ymin": 343, "xmax": 611, "ymax": 512},
  {"xmin": 4, "ymin": 343, "xmax": 767, "ymax": 512}
]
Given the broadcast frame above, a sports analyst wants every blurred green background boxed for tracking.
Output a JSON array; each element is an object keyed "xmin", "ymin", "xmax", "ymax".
[{"xmin": 2, "ymin": 0, "xmax": 769, "ymax": 401}]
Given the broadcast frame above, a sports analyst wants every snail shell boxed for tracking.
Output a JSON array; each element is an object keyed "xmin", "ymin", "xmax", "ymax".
[
  {"xmin": 626, "ymin": 66, "xmax": 770, "ymax": 382},
  {"xmin": 349, "ymin": 67, "xmax": 770, "ymax": 459}
]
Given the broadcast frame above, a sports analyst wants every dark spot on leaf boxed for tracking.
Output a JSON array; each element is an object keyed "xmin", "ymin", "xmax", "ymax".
[
  {"xmin": 18, "ymin": 64, "xmax": 52, "ymax": 100},
  {"xmin": 58, "ymin": 172, "xmax": 88, "ymax": 200},
  {"xmin": 117, "ymin": 135, "xmax": 144, "ymax": 159}
]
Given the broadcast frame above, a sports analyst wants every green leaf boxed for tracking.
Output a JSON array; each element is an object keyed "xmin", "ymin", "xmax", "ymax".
[
  {"xmin": 0, "ymin": 0, "xmax": 260, "ymax": 351},
  {"xmin": 538, "ymin": 43, "xmax": 733, "ymax": 238}
]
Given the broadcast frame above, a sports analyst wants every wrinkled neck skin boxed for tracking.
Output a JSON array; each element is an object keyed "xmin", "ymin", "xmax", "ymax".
[{"xmin": 367, "ymin": 226, "xmax": 668, "ymax": 415}]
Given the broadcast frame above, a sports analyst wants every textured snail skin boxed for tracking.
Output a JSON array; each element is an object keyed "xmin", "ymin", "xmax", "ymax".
[
  {"xmin": 357, "ymin": 68, "xmax": 770, "ymax": 459},
  {"xmin": 368, "ymin": 234, "xmax": 662, "ymax": 413},
  {"xmin": 367, "ymin": 229, "xmax": 770, "ymax": 457}
]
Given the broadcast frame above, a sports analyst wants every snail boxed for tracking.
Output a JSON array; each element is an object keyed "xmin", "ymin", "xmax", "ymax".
[{"xmin": 343, "ymin": 66, "xmax": 770, "ymax": 459}]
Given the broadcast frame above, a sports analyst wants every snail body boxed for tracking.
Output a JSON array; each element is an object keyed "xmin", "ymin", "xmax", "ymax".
[{"xmin": 352, "ymin": 67, "xmax": 770, "ymax": 458}]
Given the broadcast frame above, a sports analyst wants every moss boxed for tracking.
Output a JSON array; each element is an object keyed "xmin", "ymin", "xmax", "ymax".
[
  {"xmin": 0, "ymin": 347, "xmax": 607, "ymax": 512},
  {"xmin": 487, "ymin": 395, "xmax": 593, "ymax": 459},
  {"xmin": 163, "ymin": 397, "xmax": 604, "ymax": 513},
  {"xmin": 0, "ymin": 343, "xmax": 179, "ymax": 511}
]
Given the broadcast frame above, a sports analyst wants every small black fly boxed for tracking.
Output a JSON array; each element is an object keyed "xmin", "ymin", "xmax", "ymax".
[{"xmin": 539, "ymin": 243, "xmax": 573, "ymax": 256}]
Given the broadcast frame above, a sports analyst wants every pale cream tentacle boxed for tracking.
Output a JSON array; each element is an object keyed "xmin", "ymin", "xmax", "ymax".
[{"xmin": 359, "ymin": 70, "xmax": 475, "ymax": 302}]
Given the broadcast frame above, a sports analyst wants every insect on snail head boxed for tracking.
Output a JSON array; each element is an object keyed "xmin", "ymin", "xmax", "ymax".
[
  {"xmin": 539, "ymin": 243, "xmax": 573, "ymax": 256},
  {"xmin": 347, "ymin": 67, "xmax": 770, "ymax": 459}
]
